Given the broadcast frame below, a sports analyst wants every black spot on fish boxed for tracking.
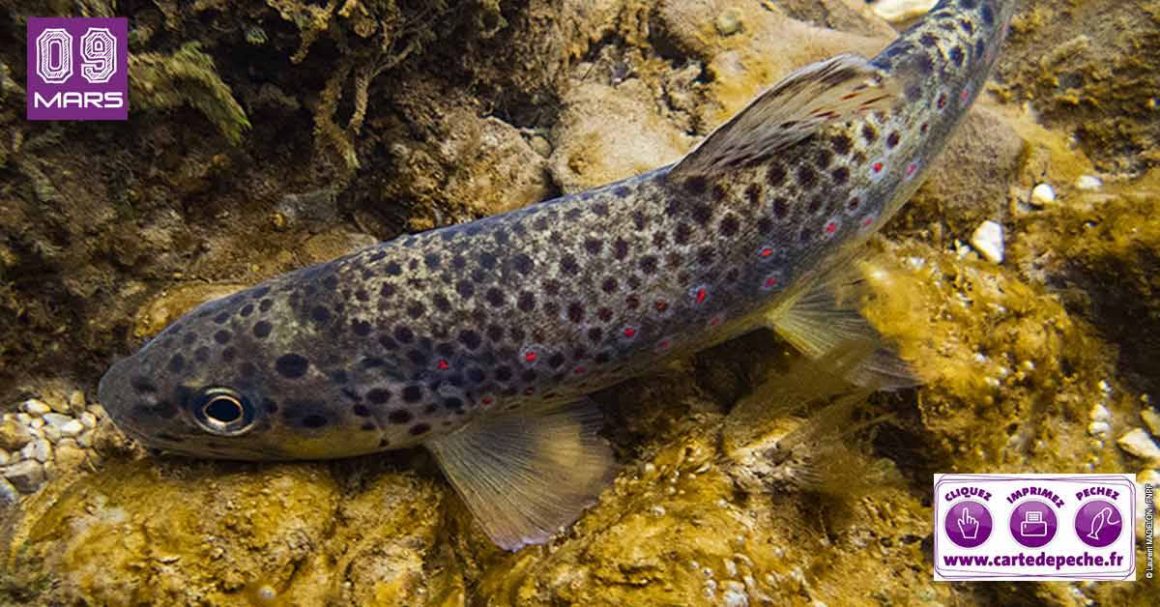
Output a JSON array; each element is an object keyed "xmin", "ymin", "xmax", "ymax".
[
  {"xmin": 517, "ymin": 291, "xmax": 536, "ymax": 312},
  {"xmin": 240, "ymin": 304, "xmax": 254, "ymax": 317},
  {"xmin": 183, "ymin": 333, "xmax": 197, "ymax": 345},
  {"xmin": 773, "ymin": 197, "xmax": 790, "ymax": 220},
  {"xmin": 886, "ymin": 132, "xmax": 901, "ymax": 148},
  {"xmin": 920, "ymin": 33, "xmax": 938, "ymax": 48},
  {"xmin": 302, "ymin": 414, "xmax": 327, "ymax": 429},
  {"xmin": 395, "ymin": 326, "xmax": 415, "ymax": 344},
  {"xmin": 861, "ymin": 123, "xmax": 878, "ymax": 144},
  {"xmin": 815, "ymin": 149, "xmax": 833, "ymax": 169},
  {"xmin": 195, "ymin": 347, "xmax": 210, "ymax": 363},
  {"xmin": 402, "ymin": 386, "xmax": 423, "ymax": 403},
  {"xmin": 796, "ymin": 165, "xmax": 818, "ymax": 188},
  {"xmin": 485, "ymin": 288, "xmax": 505, "ymax": 307},
  {"xmin": 409, "ymin": 423, "xmax": 431, "ymax": 436},
  {"xmin": 767, "ymin": 164, "xmax": 787, "ymax": 186},
  {"xmin": 275, "ymin": 354, "xmax": 309, "ymax": 378},
  {"xmin": 690, "ymin": 203, "xmax": 712, "ymax": 226},
  {"xmin": 584, "ymin": 238, "xmax": 603, "ymax": 255},
  {"xmin": 567, "ymin": 302, "xmax": 586, "ymax": 323},
  {"xmin": 214, "ymin": 312, "xmax": 230, "ymax": 324},
  {"xmin": 560, "ymin": 254, "xmax": 580, "ymax": 274},
  {"xmin": 130, "ymin": 376, "xmax": 157, "ymax": 393},
  {"xmin": 456, "ymin": 280, "xmax": 475, "ymax": 299},
  {"xmin": 684, "ymin": 176, "xmax": 708, "ymax": 195},
  {"xmin": 638, "ymin": 256, "xmax": 659, "ymax": 275},
  {"xmin": 614, "ymin": 238, "xmax": 630, "ymax": 260},
  {"xmin": 367, "ymin": 389, "xmax": 391, "ymax": 404},
  {"xmin": 167, "ymin": 354, "xmax": 184, "ymax": 373},
  {"xmin": 719, "ymin": 214, "xmax": 740, "ymax": 237},
  {"xmin": 479, "ymin": 251, "xmax": 497, "ymax": 270},
  {"xmin": 380, "ymin": 283, "xmax": 396, "ymax": 298},
  {"xmin": 674, "ymin": 223, "xmax": 693, "ymax": 245},
  {"xmin": 310, "ymin": 306, "xmax": 331, "ymax": 324},
  {"xmin": 831, "ymin": 133, "xmax": 852, "ymax": 155},
  {"xmin": 512, "ymin": 253, "xmax": 534, "ymax": 274},
  {"xmin": 831, "ymin": 166, "xmax": 850, "ymax": 185},
  {"xmin": 385, "ymin": 261, "xmax": 403, "ymax": 276},
  {"xmin": 353, "ymin": 404, "xmax": 371, "ymax": 417},
  {"xmin": 495, "ymin": 366, "xmax": 513, "ymax": 381},
  {"xmin": 949, "ymin": 46, "xmax": 964, "ymax": 67},
  {"xmin": 221, "ymin": 347, "xmax": 236, "ymax": 363},
  {"xmin": 745, "ymin": 184, "xmax": 762, "ymax": 206},
  {"xmin": 433, "ymin": 294, "xmax": 451, "ymax": 313},
  {"xmin": 407, "ymin": 301, "xmax": 426, "ymax": 319},
  {"xmin": 981, "ymin": 5, "xmax": 994, "ymax": 25}
]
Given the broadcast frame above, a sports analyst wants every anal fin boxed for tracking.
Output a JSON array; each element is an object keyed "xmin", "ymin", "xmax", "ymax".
[
  {"xmin": 671, "ymin": 53, "xmax": 899, "ymax": 178},
  {"xmin": 424, "ymin": 401, "xmax": 616, "ymax": 550},
  {"xmin": 766, "ymin": 264, "xmax": 919, "ymax": 390}
]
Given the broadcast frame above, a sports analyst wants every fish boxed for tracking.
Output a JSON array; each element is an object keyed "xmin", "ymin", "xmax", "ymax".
[{"xmin": 97, "ymin": 0, "xmax": 1016, "ymax": 550}]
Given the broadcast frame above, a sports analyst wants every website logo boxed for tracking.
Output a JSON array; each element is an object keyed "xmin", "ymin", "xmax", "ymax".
[
  {"xmin": 934, "ymin": 474, "xmax": 1135, "ymax": 581},
  {"xmin": 26, "ymin": 17, "xmax": 128, "ymax": 121}
]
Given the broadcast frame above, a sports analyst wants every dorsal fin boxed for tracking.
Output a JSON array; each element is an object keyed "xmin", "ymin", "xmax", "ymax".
[{"xmin": 671, "ymin": 53, "xmax": 899, "ymax": 179}]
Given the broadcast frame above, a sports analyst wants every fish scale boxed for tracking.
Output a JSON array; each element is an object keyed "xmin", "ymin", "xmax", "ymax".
[{"xmin": 99, "ymin": 0, "xmax": 1017, "ymax": 549}]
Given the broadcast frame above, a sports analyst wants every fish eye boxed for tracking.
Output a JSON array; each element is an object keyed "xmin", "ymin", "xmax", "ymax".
[{"xmin": 192, "ymin": 387, "xmax": 256, "ymax": 436}]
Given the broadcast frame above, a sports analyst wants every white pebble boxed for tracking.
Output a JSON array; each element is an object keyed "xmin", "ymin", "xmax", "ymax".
[
  {"xmin": 3, "ymin": 460, "xmax": 45, "ymax": 493},
  {"xmin": 0, "ymin": 449, "xmax": 8, "ymax": 466},
  {"xmin": 42, "ymin": 425, "xmax": 61, "ymax": 443},
  {"xmin": 60, "ymin": 419, "xmax": 84, "ymax": 438},
  {"xmin": 43, "ymin": 413, "xmax": 73, "ymax": 429},
  {"xmin": 68, "ymin": 390, "xmax": 87, "ymax": 413},
  {"xmin": 0, "ymin": 478, "xmax": 18, "ymax": 503},
  {"xmin": 29, "ymin": 418, "xmax": 44, "ymax": 430},
  {"xmin": 21, "ymin": 439, "xmax": 52, "ymax": 463},
  {"xmin": 1031, "ymin": 183, "xmax": 1056, "ymax": 206},
  {"xmin": 1089, "ymin": 404, "xmax": 1111, "ymax": 423},
  {"xmin": 1117, "ymin": 428, "xmax": 1160, "ymax": 463},
  {"xmin": 1087, "ymin": 421, "xmax": 1111, "ymax": 438},
  {"xmin": 970, "ymin": 221, "xmax": 1004, "ymax": 263},
  {"xmin": 16, "ymin": 413, "xmax": 31, "ymax": 425},
  {"xmin": 1140, "ymin": 409, "xmax": 1160, "ymax": 437},
  {"xmin": 1075, "ymin": 175, "xmax": 1103, "ymax": 190},
  {"xmin": 80, "ymin": 412, "xmax": 97, "ymax": 429},
  {"xmin": 871, "ymin": 0, "xmax": 937, "ymax": 23},
  {"xmin": 21, "ymin": 400, "xmax": 51, "ymax": 416}
]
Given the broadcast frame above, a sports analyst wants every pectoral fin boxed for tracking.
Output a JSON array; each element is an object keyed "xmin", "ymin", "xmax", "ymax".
[
  {"xmin": 766, "ymin": 266, "xmax": 919, "ymax": 390},
  {"xmin": 424, "ymin": 401, "xmax": 616, "ymax": 550},
  {"xmin": 671, "ymin": 53, "xmax": 898, "ymax": 179}
]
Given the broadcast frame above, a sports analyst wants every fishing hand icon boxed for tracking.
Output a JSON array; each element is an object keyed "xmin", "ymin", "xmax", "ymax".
[{"xmin": 957, "ymin": 507, "xmax": 980, "ymax": 540}]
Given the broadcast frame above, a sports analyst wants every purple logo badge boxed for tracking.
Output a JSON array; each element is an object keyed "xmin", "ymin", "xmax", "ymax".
[
  {"xmin": 26, "ymin": 17, "xmax": 128, "ymax": 121},
  {"xmin": 1074, "ymin": 500, "xmax": 1123, "ymax": 548},
  {"xmin": 1009, "ymin": 500, "xmax": 1058, "ymax": 548},
  {"xmin": 944, "ymin": 500, "xmax": 992, "ymax": 548}
]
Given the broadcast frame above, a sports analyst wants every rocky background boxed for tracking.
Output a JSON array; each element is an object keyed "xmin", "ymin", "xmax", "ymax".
[{"xmin": 1, "ymin": 0, "xmax": 1158, "ymax": 605}]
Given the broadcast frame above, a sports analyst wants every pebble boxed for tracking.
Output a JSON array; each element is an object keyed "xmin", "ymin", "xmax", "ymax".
[
  {"xmin": 42, "ymin": 425, "xmax": 61, "ymax": 443},
  {"xmin": 0, "ymin": 478, "xmax": 17, "ymax": 504},
  {"xmin": 60, "ymin": 419, "xmax": 84, "ymax": 438},
  {"xmin": 22, "ymin": 399, "xmax": 51, "ymax": 416},
  {"xmin": 81, "ymin": 412, "xmax": 97, "ymax": 429},
  {"xmin": 1030, "ymin": 182, "xmax": 1056, "ymax": 206},
  {"xmin": 43, "ymin": 412, "xmax": 73, "ymax": 429},
  {"xmin": 68, "ymin": 390, "xmax": 87, "ymax": 413},
  {"xmin": 871, "ymin": 0, "xmax": 937, "ymax": 23},
  {"xmin": 1074, "ymin": 175, "xmax": 1103, "ymax": 190},
  {"xmin": 54, "ymin": 441, "xmax": 88, "ymax": 469},
  {"xmin": 0, "ymin": 448, "xmax": 8, "ymax": 466},
  {"xmin": 1087, "ymin": 421, "xmax": 1110, "ymax": 438},
  {"xmin": 4, "ymin": 460, "xmax": 46, "ymax": 493},
  {"xmin": 1089, "ymin": 404, "xmax": 1111, "ymax": 423},
  {"xmin": 0, "ymin": 416, "xmax": 32, "ymax": 450},
  {"xmin": 1141, "ymin": 409, "xmax": 1160, "ymax": 437},
  {"xmin": 970, "ymin": 220, "xmax": 1005, "ymax": 263},
  {"xmin": 1116, "ymin": 428, "xmax": 1160, "ymax": 463},
  {"xmin": 21, "ymin": 438, "xmax": 52, "ymax": 463},
  {"xmin": 715, "ymin": 8, "xmax": 744, "ymax": 36}
]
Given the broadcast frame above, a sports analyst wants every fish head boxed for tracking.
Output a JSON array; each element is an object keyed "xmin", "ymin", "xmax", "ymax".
[{"xmin": 97, "ymin": 284, "xmax": 391, "ymax": 461}]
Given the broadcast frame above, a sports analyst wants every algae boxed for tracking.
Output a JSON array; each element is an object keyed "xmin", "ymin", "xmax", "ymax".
[{"xmin": 2, "ymin": 0, "xmax": 1160, "ymax": 605}]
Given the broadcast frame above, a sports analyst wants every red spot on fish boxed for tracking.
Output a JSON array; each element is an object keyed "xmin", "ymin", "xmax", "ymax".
[
  {"xmin": 436, "ymin": 359, "xmax": 449, "ymax": 370},
  {"xmin": 480, "ymin": 395, "xmax": 495, "ymax": 407},
  {"xmin": 862, "ymin": 215, "xmax": 875, "ymax": 228},
  {"xmin": 757, "ymin": 246, "xmax": 774, "ymax": 258},
  {"xmin": 622, "ymin": 326, "xmax": 637, "ymax": 339},
  {"xmin": 905, "ymin": 162, "xmax": 919, "ymax": 178},
  {"xmin": 761, "ymin": 273, "xmax": 782, "ymax": 291},
  {"xmin": 708, "ymin": 313, "xmax": 724, "ymax": 327},
  {"xmin": 959, "ymin": 87, "xmax": 971, "ymax": 104},
  {"xmin": 655, "ymin": 338, "xmax": 672, "ymax": 352},
  {"xmin": 654, "ymin": 299, "xmax": 670, "ymax": 315},
  {"xmin": 872, "ymin": 161, "xmax": 884, "ymax": 173},
  {"xmin": 523, "ymin": 350, "xmax": 537, "ymax": 364},
  {"xmin": 573, "ymin": 366, "xmax": 587, "ymax": 375},
  {"xmin": 824, "ymin": 220, "xmax": 839, "ymax": 237},
  {"xmin": 693, "ymin": 286, "xmax": 708, "ymax": 305}
]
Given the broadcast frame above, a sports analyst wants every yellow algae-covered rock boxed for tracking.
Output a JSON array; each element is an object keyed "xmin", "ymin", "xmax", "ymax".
[
  {"xmin": 3, "ymin": 460, "xmax": 339, "ymax": 606},
  {"xmin": 858, "ymin": 240, "xmax": 1129, "ymax": 473}
]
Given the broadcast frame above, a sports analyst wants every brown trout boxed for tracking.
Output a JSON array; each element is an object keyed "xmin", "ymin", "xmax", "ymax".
[{"xmin": 98, "ymin": 0, "xmax": 1016, "ymax": 549}]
